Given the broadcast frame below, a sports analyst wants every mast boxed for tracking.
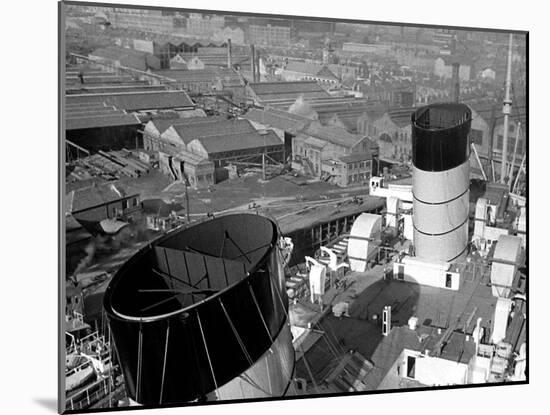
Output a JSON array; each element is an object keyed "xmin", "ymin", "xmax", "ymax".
[{"xmin": 500, "ymin": 33, "xmax": 513, "ymax": 184}]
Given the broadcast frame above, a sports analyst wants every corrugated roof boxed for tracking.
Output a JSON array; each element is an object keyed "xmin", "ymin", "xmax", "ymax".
[
  {"xmin": 153, "ymin": 68, "xmax": 243, "ymax": 84},
  {"xmin": 172, "ymin": 119, "xmax": 256, "ymax": 143},
  {"xmin": 108, "ymin": 91, "xmax": 194, "ymax": 111},
  {"xmin": 282, "ymin": 61, "xmax": 325, "ymax": 76},
  {"xmin": 66, "ymin": 113, "xmax": 141, "ymax": 130},
  {"xmin": 150, "ymin": 114, "xmax": 221, "ymax": 136},
  {"xmin": 195, "ymin": 130, "xmax": 282, "ymax": 154},
  {"xmin": 249, "ymin": 81, "xmax": 330, "ymax": 101}
]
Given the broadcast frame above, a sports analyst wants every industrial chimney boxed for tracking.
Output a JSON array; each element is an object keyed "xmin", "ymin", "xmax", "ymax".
[
  {"xmin": 411, "ymin": 103, "xmax": 472, "ymax": 263},
  {"xmin": 451, "ymin": 62, "xmax": 460, "ymax": 102},
  {"xmin": 227, "ymin": 38, "xmax": 232, "ymax": 69},
  {"xmin": 250, "ymin": 44, "xmax": 256, "ymax": 83}
]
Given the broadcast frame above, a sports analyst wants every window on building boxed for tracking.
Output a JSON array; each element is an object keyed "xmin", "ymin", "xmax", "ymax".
[
  {"xmin": 132, "ymin": 197, "xmax": 138, "ymax": 207},
  {"xmin": 445, "ymin": 273, "xmax": 452, "ymax": 288},
  {"xmin": 122, "ymin": 200, "xmax": 128, "ymax": 210},
  {"xmin": 360, "ymin": 161, "xmax": 365, "ymax": 169},
  {"xmin": 397, "ymin": 265, "xmax": 404, "ymax": 280},
  {"xmin": 407, "ymin": 356, "xmax": 416, "ymax": 379}
]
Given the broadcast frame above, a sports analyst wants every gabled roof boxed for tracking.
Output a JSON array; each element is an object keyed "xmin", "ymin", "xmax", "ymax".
[
  {"xmin": 387, "ymin": 107, "xmax": 416, "ymax": 128},
  {"xmin": 146, "ymin": 113, "xmax": 214, "ymax": 136},
  {"xmin": 194, "ymin": 130, "xmax": 282, "ymax": 154},
  {"xmin": 303, "ymin": 123, "xmax": 368, "ymax": 149},
  {"xmin": 171, "ymin": 119, "xmax": 256, "ymax": 144},
  {"xmin": 283, "ymin": 61, "xmax": 338, "ymax": 80},
  {"xmin": 242, "ymin": 107, "xmax": 311, "ymax": 134}
]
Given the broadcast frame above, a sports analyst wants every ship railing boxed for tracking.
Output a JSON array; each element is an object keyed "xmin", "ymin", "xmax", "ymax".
[{"xmin": 66, "ymin": 376, "xmax": 114, "ymax": 411}]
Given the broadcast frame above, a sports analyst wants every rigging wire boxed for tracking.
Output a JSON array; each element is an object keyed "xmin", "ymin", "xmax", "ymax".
[
  {"xmin": 159, "ymin": 321, "xmax": 170, "ymax": 405},
  {"xmin": 196, "ymin": 311, "xmax": 221, "ymax": 401}
]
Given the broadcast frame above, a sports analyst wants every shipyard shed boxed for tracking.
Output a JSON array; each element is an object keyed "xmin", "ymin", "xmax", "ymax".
[
  {"xmin": 245, "ymin": 81, "xmax": 331, "ymax": 106},
  {"xmin": 242, "ymin": 107, "xmax": 312, "ymax": 160},
  {"xmin": 187, "ymin": 130, "xmax": 284, "ymax": 168},
  {"xmin": 292, "ymin": 122, "xmax": 379, "ymax": 185},
  {"xmin": 358, "ymin": 107, "xmax": 415, "ymax": 161},
  {"xmin": 160, "ymin": 118, "xmax": 257, "ymax": 150},
  {"xmin": 65, "ymin": 109, "xmax": 142, "ymax": 154},
  {"xmin": 152, "ymin": 68, "xmax": 244, "ymax": 93},
  {"xmin": 157, "ymin": 146, "xmax": 215, "ymax": 189}
]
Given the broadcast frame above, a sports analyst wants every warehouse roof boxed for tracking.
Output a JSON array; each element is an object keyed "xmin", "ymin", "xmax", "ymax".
[
  {"xmin": 303, "ymin": 123, "xmax": 368, "ymax": 149},
  {"xmin": 282, "ymin": 62, "xmax": 339, "ymax": 81},
  {"xmin": 194, "ymin": 130, "xmax": 282, "ymax": 154},
  {"xmin": 66, "ymin": 113, "xmax": 141, "ymax": 130},
  {"xmin": 153, "ymin": 68, "xmax": 243, "ymax": 85},
  {"xmin": 248, "ymin": 81, "xmax": 330, "ymax": 102},
  {"xmin": 171, "ymin": 119, "xmax": 256, "ymax": 143},
  {"xmin": 145, "ymin": 113, "xmax": 214, "ymax": 136},
  {"xmin": 66, "ymin": 90, "xmax": 195, "ymax": 112},
  {"xmin": 109, "ymin": 91, "xmax": 194, "ymax": 111},
  {"xmin": 243, "ymin": 107, "xmax": 311, "ymax": 133}
]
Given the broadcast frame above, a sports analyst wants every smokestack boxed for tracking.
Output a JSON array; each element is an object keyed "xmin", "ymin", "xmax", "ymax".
[
  {"xmin": 227, "ymin": 38, "xmax": 232, "ymax": 69},
  {"xmin": 501, "ymin": 33, "xmax": 514, "ymax": 184},
  {"xmin": 255, "ymin": 50, "xmax": 261, "ymax": 83},
  {"xmin": 451, "ymin": 62, "xmax": 460, "ymax": 102},
  {"xmin": 250, "ymin": 44, "xmax": 256, "ymax": 83},
  {"xmin": 411, "ymin": 103, "xmax": 472, "ymax": 263}
]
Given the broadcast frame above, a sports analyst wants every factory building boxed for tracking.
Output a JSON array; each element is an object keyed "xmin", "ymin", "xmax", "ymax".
[
  {"xmin": 152, "ymin": 67, "xmax": 244, "ymax": 93},
  {"xmin": 148, "ymin": 117, "xmax": 284, "ymax": 180},
  {"xmin": 357, "ymin": 107, "xmax": 415, "ymax": 161},
  {"xmin": 247, "ymin": 24, "xmax": 291, "ymax": 47},
  {"xmin": 65, "ymin": 102, "xmax": 142, "ymax": 154},
  {"xmin": 157, "ymin": 146, "xmax": 215, "ymax": 189},
  {"xmin": 88, "ymin": 46, "xmax": 162, "ymax": 72},
  {"xmin": 433, "ymin": 56, "xmax": 473, "ymax": 81},
  {"xmin": 292, "ymin": 122, "xmax": 378, "ymax": 186},
  {"xmin": 279, "ymin": 61, "xmax": 340, "ymax": 87}
]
